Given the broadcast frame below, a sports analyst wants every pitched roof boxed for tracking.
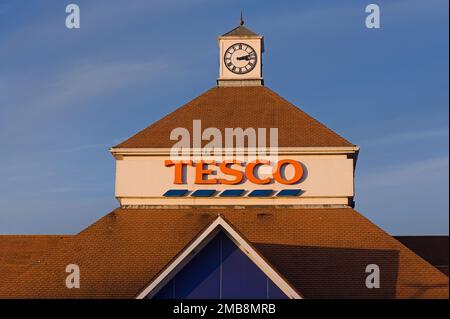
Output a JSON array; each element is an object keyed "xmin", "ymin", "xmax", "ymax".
[
  {"xmin": 395, "ymin": 236, "xmax": 449, "ymax": 275},
  {"xmin": 222, "ymin": 25, "xmax": 260, "ymax": 37},
  {"xmin": 114, "ymin": 86, "xmax": 354, "ymax": 148},
  {"xmin": 0, "ymin": 235, "xmax": 71, "ymax": 285},
  {"xmin": 0, "ymin": 207, "xmax": 447, "ymax": 299}
]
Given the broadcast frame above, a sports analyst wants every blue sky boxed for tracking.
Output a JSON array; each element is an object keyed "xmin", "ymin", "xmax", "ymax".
[{"xmin": 0, "ymin": 0, "xmax": 448, "ymax": 235}]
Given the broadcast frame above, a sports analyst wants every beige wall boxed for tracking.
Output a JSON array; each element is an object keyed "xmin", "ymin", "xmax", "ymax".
[{"xmin": 114, "ymin": 154, "xmax": 355, "ymax": 206}]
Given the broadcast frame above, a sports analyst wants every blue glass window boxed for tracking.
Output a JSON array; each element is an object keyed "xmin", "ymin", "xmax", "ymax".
[
  {"xmin": 163, "ymin": 189, "xmax": 189, "ymax": 197},
  {"xmin": 248, "ymin": 189, "xmax": 273, "ymax": 197},
  {"xmin": 276, "ymin": 189, "xmax": 302, "ymax": 197},
  {"xmin": 191, "ymin": 189, "xmax": 216, "ymax": 197},
  {"xmin": 219, "ymin": 189, "xmax": 245, "ymax": 197},
  {"xmin": 151, "ymin": 231, "xmax": 288, "ymax": 299}
]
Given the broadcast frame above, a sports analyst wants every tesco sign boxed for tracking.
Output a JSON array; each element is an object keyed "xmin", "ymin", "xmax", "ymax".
[{"xmin": 165, "ymin": 159, "xmax": 304, "ymax": 185}]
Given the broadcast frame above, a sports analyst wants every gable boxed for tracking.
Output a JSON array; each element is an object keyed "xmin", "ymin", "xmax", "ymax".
[
  {"xmin": 222, "ymin": 25, "xmax": 260, "ymax": 37},
  {"xmin": 151, "ymin": 231, "xmax": 287, "ymax": 299},
  {"xmin": 138, "ymin": 215, "xmax": 301, "ymax": 299}
]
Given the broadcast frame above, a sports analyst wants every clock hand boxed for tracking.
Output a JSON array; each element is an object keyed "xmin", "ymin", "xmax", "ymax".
[{"xmin": 237, "ymin": 54, "xmax": 255, "ymax": 61}]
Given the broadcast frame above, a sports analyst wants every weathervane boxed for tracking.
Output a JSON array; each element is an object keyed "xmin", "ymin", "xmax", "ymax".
[{"xmin": 240, "ymin": 11, "xmax": 244, "ymax": 25}]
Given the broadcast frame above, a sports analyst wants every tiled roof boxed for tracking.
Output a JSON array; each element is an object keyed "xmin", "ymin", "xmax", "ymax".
[
  {"xmin": 222, "ymin": 25, "xmax": 260, "ymax": 37},
  {"xmin": 0, "ymin": 207, "xmax": 447, "ymax": 299},
  {"xmin": 395, "ymin": 236, "xmax": 449, "ymax": 276},
  {"xmin": 0, "ymin": 235, "xmax": 71, "ymax": 286},
  {"xmin": 114, "ymin": 86, "xmax": 354, "ymax": 148}
]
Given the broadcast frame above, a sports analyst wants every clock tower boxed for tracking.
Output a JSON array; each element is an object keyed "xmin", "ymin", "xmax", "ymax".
[{"xmin": 217, "ymin": 15, "xmax": 264, "ymax": 86}]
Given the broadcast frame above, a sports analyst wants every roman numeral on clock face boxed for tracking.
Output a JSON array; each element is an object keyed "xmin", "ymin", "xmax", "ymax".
[{"xmin": 224, "ymin": 43, "xmax": 258, "ymax": 75}]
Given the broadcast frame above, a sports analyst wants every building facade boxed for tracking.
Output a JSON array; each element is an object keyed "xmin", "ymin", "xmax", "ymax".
[{"xmin": 0, "ymin": 21, "xmax": 448, "ymax": 299}]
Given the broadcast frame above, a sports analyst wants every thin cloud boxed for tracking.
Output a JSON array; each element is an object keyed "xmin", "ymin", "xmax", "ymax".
[
  {"xmin": 0, "ymin": 59, "xmax": 170, "ymax": 135},
  {"xmin": 0, "ymin": 0, "xmax": 211, "ymax": 50},
  {"xmin": 38, "ymin": 185, "xmax": 110, "ymax": 194},
  {"xmin": 356, "ymin": 155, "xmax": 449, "ymax": 235},
  {"xmin": 361, "ymin": 128, "xmax": 449, "ymax": 148},
  {"xmin": 358, "ymin": 156, "xmax": 449, "ymax": 188},
  {"xmin": 48, "ymin": 140, "xmax": 123, "ymax": 154},
  {"xmin": 23, "ymin": 60, "xmax": 167, "ymax": 113}
]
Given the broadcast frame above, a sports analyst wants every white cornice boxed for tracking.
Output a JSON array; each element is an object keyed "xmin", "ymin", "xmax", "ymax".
[
  {"xmin": 217, "ymin": 35, "xmax": 264, "ymax": 40},
  {"xmin": 110, "ymin": 146, "xmax": 360, "ymax": 157}
]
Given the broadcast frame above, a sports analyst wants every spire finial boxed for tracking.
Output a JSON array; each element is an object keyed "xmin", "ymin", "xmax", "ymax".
[{"xmin": 240, "ymin": 11, "xmax": 244, "ymax": 26}]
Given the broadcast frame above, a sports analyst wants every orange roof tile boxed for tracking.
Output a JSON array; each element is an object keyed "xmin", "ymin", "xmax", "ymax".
[
  {"xmin": 0, "ymin": 207, "xmax": 446, "ymax": 299},
  {"xmin": 0, "ymin": 235, "xmax": 71, "ymax": 286},
  {"xmin": 114, "ymin": 86, "xmax": 354, "ymax": 149}
]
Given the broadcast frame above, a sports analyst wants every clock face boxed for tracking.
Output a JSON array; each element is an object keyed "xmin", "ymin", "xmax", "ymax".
[{"xmin": 224, "ymin": 43, "xmax": 257, "ymax": 74}]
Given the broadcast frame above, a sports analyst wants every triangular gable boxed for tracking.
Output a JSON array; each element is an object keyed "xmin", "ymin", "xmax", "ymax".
[
  {"xmin": 222, "ymin": 25, "xmax": 260, "ymax": 37},
  {"xmin": 135, "ymin": 215, "xmax": 302, "ymax": 299}
]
